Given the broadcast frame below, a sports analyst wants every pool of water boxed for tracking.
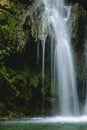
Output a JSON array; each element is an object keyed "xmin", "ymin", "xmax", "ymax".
[{"xmin": 0, "ymin": 117, "xmax": 87, "ymax": 130}]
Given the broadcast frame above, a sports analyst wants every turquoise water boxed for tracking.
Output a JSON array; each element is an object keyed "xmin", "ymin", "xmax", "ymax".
[
  {"xmin": 0, "ymin": 123, "xmax": 87, "ymax": 130},
  {"xmin": 0, "ymin": 117, "xmax": 87, "ymax": 130}
]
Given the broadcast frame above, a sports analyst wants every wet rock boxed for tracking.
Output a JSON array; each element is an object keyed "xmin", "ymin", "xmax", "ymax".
[{"xmin": 69, "ymin": 3, "xmax": 86, "ymax": 51}]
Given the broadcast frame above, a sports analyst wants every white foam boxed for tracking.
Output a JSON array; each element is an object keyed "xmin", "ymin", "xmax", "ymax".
[
  {"xmin": 28, "ymin": 116, "xmax": 87, "ymax": 123},
  {"xmin": 2, "ymin": 116, "xmax": 87, "ymax": 124}
]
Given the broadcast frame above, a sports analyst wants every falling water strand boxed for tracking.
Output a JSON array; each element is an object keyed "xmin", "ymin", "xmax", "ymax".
[
  {"xmin": 50, "ymin": 36, "xmax": 58, "ymax": 115},
  {"xmin": 51, "ymin": 37, "xmax": 56, "ymax": 114},
  {"xmin": 37, "ymin": 42, "xmax": 40, "ymax": 61},
  {"xmin": 42, "ymin": 40, "xmax": 46, "ymax": 86},
  {"xmin": 83, "ymin": 26, "xmax": 87, "ymax": 115},
  {"xmin": 41, "ymin": 0, "xmax": 79, "ymax": 116},
  {"xmin": 41, "ymin": 39, "xmax": 46, "ymax": 114}
]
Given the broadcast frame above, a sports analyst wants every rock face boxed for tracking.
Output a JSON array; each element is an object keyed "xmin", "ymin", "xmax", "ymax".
[
  {"xmin": 69, "ymin": 3, "xmax": 85, "ymax": 50},
  {"xmin": 67, "ymin": 0, "xmax": 87, "ymax": 10},
  {"xmin": 68, "ymin": 2, "xmax": 87, "ymax": 100}
]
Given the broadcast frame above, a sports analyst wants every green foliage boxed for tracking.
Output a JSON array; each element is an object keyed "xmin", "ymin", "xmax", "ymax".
[
  {"xmin": 0, "ymin": 12, "xmax": 16, "ymax": 46},
  {"xmin": 0, "ymin": 47, "xmax": 12, "ymax": 60},
  {"xmin": 0, "ymin": 1, "xmax": 27, "ymax": 54},
  {"xmin": 30, "ymin": 73, "xmax": 39, "ymax": 88},
  {"xmin": 0, "ymin": 60, "xmax": 51, "ymax": 116},
  {"xmin": 0, "ymin": 0, "xmax": 51, "ymax": 117}
]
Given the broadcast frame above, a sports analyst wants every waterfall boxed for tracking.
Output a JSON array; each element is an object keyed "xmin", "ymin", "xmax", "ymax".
[{"xmin": 40, "ymin": 0, "xmax": 79, "ymax": 116}]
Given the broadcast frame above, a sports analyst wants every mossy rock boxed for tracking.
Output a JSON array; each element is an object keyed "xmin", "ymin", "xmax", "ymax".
[{"xmin": 69, "ymin": 3, "xmax": 87, "ymax": 50}]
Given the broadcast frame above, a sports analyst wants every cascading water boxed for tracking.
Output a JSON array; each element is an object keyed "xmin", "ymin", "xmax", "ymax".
[{"xmin": 40, "ymin": 0, "xmax": 79, "ymax": 116}]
